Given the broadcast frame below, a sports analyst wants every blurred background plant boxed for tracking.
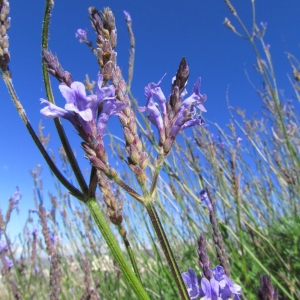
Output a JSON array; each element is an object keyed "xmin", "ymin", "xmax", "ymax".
[{"xmin": 0, "ymin": 0, "xmax": 299, "ymax": 299}]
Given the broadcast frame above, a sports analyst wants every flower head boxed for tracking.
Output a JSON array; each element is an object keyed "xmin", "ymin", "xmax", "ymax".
[
  {"xmin": 182, "ymin": 268, "xmax": 203, "ymax": 299},
  {"xmin": 200, "ymin": 277, "xmax": 220, "ymax": 300},
  {"xmin": 212, "ymin": 266, "xmax": 241, "ymax": 300},
  {"xmin": 123, "ymin": 10, "xmax": 132, "ymax": 23},
  {"xmin": 169, "ymin": 78, "xmax": 206, "ymax": 138},
  {"xmin": 140, "ymin": 74, "xmax": 206, "ymax": 141},
  {"xmin": 97, "ymin": 99, "xmax": 126, "ymax": 137},
  {"xmin": 182, "ymin": 266, "xmax": 241, "ymax": 300},
  {"xmin": 75, "ymin": 29, "xmax": 88, "ymax": 43},
  {"xmin": 40, "ymin": 73, "xmax": 116, "ymax": 139}
]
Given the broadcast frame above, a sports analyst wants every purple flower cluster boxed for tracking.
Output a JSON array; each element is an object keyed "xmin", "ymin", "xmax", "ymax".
[
  {"xmin": 182, "ymin": 266, "xmax": 241, "ymax": 300},
  {"xmin": 139, "ymin": 74, "xmax": 206, "ymax": 140},
  {"xmin": 40, "ymin": 74, "xmax": 124, "ymax": 140}
]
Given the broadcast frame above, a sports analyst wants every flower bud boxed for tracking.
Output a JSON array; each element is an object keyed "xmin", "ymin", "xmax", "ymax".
[
  {"xmin": 128, "ymin": 120, "xmax": 137, "ymax": 135},
  {"xmin": 107, "ymin": 167, "xmax": 118, "ymax": 179},
  {"xmin": 129, "ymin": 144, "xmax": 140, "ymax": 165},
  {"xmin": 110, "ymin": 29, "xmax": 117, "ymax": 48},
  {"xmin": 133, "ymin": 166, "xmax": 146, "ymax": 185},
  {"xmin": 118, "ymin": 112, "xmax": 129, "ymax": 126},
  {"xmin": 90, "ymin": 156, "xmax": 108, "ymax": 172},
  {"xmin": 134, "ymin": 137, "xmax": 143, "ymax": 152},
  {"xmin": 139, "ymin": 152, "xmax": 149, "ymax": 170},
  {"xmin": 96, "ymin": 143, "xmax": 108, "ymax": 164},
  {"xmin": 123, "ymin": 127, "xmax": 134, "ymax": 144},
  {"xmin": 81, "ymin": 142, "xmax": 96, "ymax": 157}
]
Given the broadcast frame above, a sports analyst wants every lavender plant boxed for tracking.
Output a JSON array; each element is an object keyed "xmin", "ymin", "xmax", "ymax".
[{"xmin": 1, "ymin": 0, "xmax": 299, "ymax": 299}]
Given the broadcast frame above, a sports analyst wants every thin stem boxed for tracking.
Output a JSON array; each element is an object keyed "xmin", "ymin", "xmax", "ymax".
[
  {"xmin": 232, "ymin": 2, "xmax": 300, "ymax": 170},
  {"xmin": 41, "ymin": 0, "xmax": 89, "ymax": 195},
  {"xmin": 145, "ymin": 203, "xmax": 190, "ymax": 300},
  {"xmin": 150, "ymin": 153, "xmax": 165, "ymax": 197},
  {"xmin": 86, "ymin": 198, "xmax": 150, "ymax": 300},
  {"xmin": 223, "ymin": 224, "xmax": 294, "ymax": 300},
  {"xmin": 121, "ymin": 232, "xmax": 142, "ymax": 282},
  {"xmin": 125, "ymin": 18, "xmax": 135, "ymax": 90},
  {"xmin": 110, "ymin": 175, "xmax": 146, "ymax": 204},
  {"xmin": 2, "ymin": 74, "xmax": 84, "ymax": 200},
  {"xmin": 3, "ymin": 230, "xmax": 26, "ymax": 296}
]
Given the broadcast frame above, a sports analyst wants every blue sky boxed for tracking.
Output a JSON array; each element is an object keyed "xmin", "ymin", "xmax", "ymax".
[{"xmin": 1, "ymin": 0, "xmax": 300, "ymax": 233}]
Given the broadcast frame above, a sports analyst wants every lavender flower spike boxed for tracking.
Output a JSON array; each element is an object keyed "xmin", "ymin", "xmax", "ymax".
[
  {"xmin": 123, "ymin": 10, "xmax": 132, "ymax": 23},
  {"xmin": 169, "ymin": 78, "xmax": 206, "ymax": 138},
  {"xmin": 140, "ymin": 73, "xmax": 207, "ymax": 146},
  {"xmin": 75, "ymin": 29, "xmax": 88, "ymax": 43}
]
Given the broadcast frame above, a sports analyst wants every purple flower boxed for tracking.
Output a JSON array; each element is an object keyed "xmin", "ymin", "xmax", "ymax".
[
  {"xmin": 138, "ymin": 75, "xmax": 167, "ymax": 131},
  {"xmin": 147, "ymin": 74, "xmax": 167, "ymax": 115},
  {"xmin": 140, "ymin": 75, "xmax": 206, "ymax": 139},
  {"xmin": 182, "ymin": 267, "xmax": 241, "ymax": 300},
  {"xmin": 182, "ymin": 268, "xmax": 203, "ymax": 299},
  {"xmin": 212, "ymin": 266, "xmax": 241, "ymax": 300},
  {"xmin": 40, "ymin": 73, "xmax": 116, "ymax": 138},
  {"xmin": 180, "ymin": 78, "xmax": 207, "ymax": 113},
  {"xmin": 169, "ymin": 78, "xmax": 206, "ymax": 138},
  {"xmin": 123, "ymin": 10, "xmax": 132, "ymax": 23},
  {"xmin": 97, "ymin": 99, "xmax": 126, "ymax": 136},
  {"xmin": 75, "ymin": 29, "xmax": 88, "ymax": 43},
  {"xmin": 201, "ymin": 277, "xmax": 220, "ymax": 300},
  {"xmin": 138, "ymin": 97, "xmax": 164, "ymax": 131}
]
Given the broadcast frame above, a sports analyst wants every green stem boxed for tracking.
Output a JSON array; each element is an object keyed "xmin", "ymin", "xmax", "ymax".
[
  {"xmin": 150, "ymin": 153, "xmax": 165, "ymax": 197},
  {"xmin": 121, "ymin": 232, "xmax": 142, "ymax": 282},
  {"xmin": 145, "ymin": 203, "xmax": 189, "ymax": 300},
  {"xmin": 86, "ymin": 198, "xmax": 150, "ymax": 300},
  {"xmin": 41, "ymin": 0, "xmax": 89, "ymax": 195},
  {"xmin": 107, "ymin": 171, "xmax": 146, "ymax": 204}
]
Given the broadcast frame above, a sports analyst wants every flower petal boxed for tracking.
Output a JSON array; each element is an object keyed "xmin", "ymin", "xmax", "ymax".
[
  {"xmin": 40, "ymin": 99, "xmax": 71, "ymax": 120},
  {"xmin": 148, "ymin": 74, "xmax": 167, "ymax": 115},
  {"xmin": 97, "ymin": 100, "xmax": 126, "ymax": 137}
]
